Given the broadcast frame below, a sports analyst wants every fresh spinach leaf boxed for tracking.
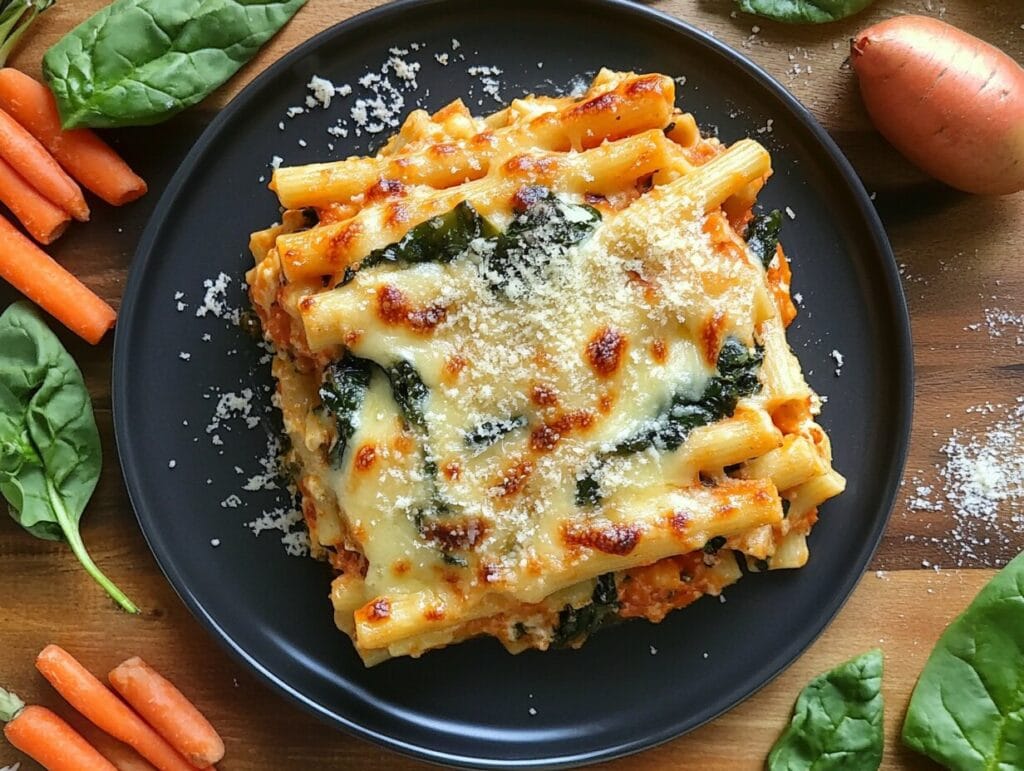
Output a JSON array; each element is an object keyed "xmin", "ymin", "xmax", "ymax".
[
  {"xmin": 735, "ymin": 0, "xmax": 875, "ymax": 24},
  {"xmin": 576, "ymin": 338, "xmax": 763, "ymax": 505},
  {"xmin": 902, "ymin": 552, "xmax": 1024, "ymax": 770},
  {"xmin": 552, "ymin": 573, "xmax": 619, "ymax": 648},
  {"xmin": 767, "ymin": 649, "xmax": 884, "ymax": 771},
  {"xmin": 319, "ymin": 355, "xmax": 372, "ymax": 468},
  {"xmin": 42, "ymin": 0, "xmax": 307, "ymax": 129},
  {"xmin": 485, "ymin": 187, "xmax": 601, "ymax": 298},
  {"xmin": 0, "ymin": 302, "xmax": 137, "ymax": 613},
  {"xmin": 746, "ymin": 210, "xmax": 783, "ymax": 269},
  {"xmin": 0, "ymin": 0, "xmax": 52, "ymax": 66}
]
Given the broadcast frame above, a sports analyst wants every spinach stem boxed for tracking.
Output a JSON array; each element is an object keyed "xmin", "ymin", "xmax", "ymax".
[
  {"xmin": 0, "ymin": 686, "xmax": 25, "ymax": 723},
  {"xmin": 46, "ymin": 477, "xmax": 139, "ymax": 614}
]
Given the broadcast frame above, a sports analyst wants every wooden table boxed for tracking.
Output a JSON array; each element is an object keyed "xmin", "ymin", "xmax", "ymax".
[{"xmin": 2, "ymin": 1, "xmax": 1022, "ymax": 768}]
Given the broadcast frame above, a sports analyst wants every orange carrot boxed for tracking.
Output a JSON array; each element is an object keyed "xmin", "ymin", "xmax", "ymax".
[
  {"xmin": 63, "ymin": 711, "xmax": 161, "ymax": 771},
  {"xmin": 0, "ymin": 107, "xmax": 88, "ymax": 221},
  {"xmin": 0, "ymin": 155, "xmax": 71, "ymax": 243},
  {"xmin": 0, "ymin": 214, "xmax": 115, "ymax": 344},
  {"xmin": 108, "ymin": 658, "xmax": 224, "ymax": 768},
  {"xmin": 1, "ymin": 686, "xmax": 117, "ymax": 771},
  {"xmin": 35, "ymin": 647, "xmax": 204, "ymax": 771},
  {"xmin": 0, "ymin": 70, "xmax": 147, "ymax": 206},
  {"xmin": 107, "ymin": 658, "xmax": 224, "ymax": 768}
]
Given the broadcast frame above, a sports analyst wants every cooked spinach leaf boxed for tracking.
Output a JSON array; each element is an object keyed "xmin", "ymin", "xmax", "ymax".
[
  {"xmin": 746, "ymin": 210, "xmax": 783, "ymax": 269},
  {"xmin": 484, "ymin": 187, "xmax": 601, "ymax": 298},
  {"xmin": 319, "ymin": 356, "xmax": 372, "ymax": 468},
  {"xmin": 347, "ymin": 202, "xmax": 499, "ymax": 284},
  {"xmin": 703, "ymin": 535, "xmax": 727, "ymax": 555},
  {"xmin": 768, "ymin": 649, "xmax": 884, "ymax": 771},
  {"xmin": 0, "ymin": 302, "xmax": 137, "ymax": 613},
  {"xmin": 615, "ymin": 338, "xmax": 763, "ymax": 455},
  {"xmin": 574, "ymin": 473, "xmax": 603, "ymax": 508},
  {"xmin": 464, "ymin": 415, "xmax": 527, "ymax": 453},
  {"xmin": 341, "ymin": 192, "xmax": 600, "ymax": 297},
  {"xmin": 386, "ymin": 360, "xmax": 429, "ymax": 431},
  {"xmin": 902, "ymin": 551, "xmax": 1024, "ymax": 770},
  {"xmin": 577, "ymin": 338, "xmax": 763, "ymax": 505},
  {"xmin": 43, "ymin": 0, "xmax": 307, "ymax": 128},
  {"xmin": 0, "ymin": 0, "xmax": 52, "ymax": 66},
  {"xmin": 552, "ymin": 573, "xmax": 619, "ymax": 648},
  {"xmin": 735, "ymin": 0, "xmax": 874, "ymax": 23}
]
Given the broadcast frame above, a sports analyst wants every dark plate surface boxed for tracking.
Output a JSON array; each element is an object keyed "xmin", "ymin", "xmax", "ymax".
[{"xmin": 112, "ymin": 0, "xmax": 912, "ymax": 767}]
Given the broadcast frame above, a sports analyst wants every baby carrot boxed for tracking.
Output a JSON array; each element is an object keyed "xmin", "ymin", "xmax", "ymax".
[
  {"xmin": 0, "ymin": 70, "xmax": 147, "ymax": 206},
  {"xmin": 109, "ymin": 658, "xmax": 225, "ymax": 768},
  {"xmin": 63, "ymin": 711, "xmax": 160, "ymax": 771},
  {"xmin": 1, "ymin": 686, "xmax": 117, "ymax": 771},
  {"xmin": 0, "ymin": 155, "xmax": 71, "ymax": 243},
  {"xmin": 0, "ymin": 214, "xmax": 116, "ymax": 344},
  {"xmin": 0, "ymin": 107, "xmax": 88, "ymax": 221},
  {"xmin": 35, "ymin": 646, "xmax": 203, "ymax": 771}
]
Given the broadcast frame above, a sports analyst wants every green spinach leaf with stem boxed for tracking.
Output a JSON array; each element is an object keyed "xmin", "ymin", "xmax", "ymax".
[
  {"xmin": 767, "ymin": 649, "xmax": 884, "ymax": 770},
  {"xmin": 43, "ymin": 0, "xmax": 308, "ymax": 129},
  {"xmin": 0, "ymin": 0, "xmax": 52, "ymax": 66},
  {"xmin": 0, "ymin": 302, "xmax": 138, "ymax": 613},
  {"xmin": 903, "ymin": 551, "xmax": 1024, "ymax": 770},
  {"xmin": 735, "ymin": 0, "xmax": 875, "ymax": 23}
]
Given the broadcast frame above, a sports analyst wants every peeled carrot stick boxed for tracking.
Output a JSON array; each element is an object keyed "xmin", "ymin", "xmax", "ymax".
[
  {"xmin": 35, "ymin": 647, "xmax": 203, "ymax": 771},
  {"xmin": 1, "ymin": 687, "xmax": 117, "ymax": 771},
  {"xmin": 63, "ymin": 711, "xmax": 161, "ymax": 771},
  {"xmin": 0, "ymin": 214, "xmax": 115, "ymax": 344},
  {"xmin": 0, "ymin": 70, "xmax": 147, "ymax": 206},
  {"xmin": 0, "ymin": 107, "xmax": 88, "ymax": 221},
  {"xmin": 0, "ymin": 155, "xmax": 71, "ymax": 243},
  {"xmin": 109, "ymin": 658, "xmax": 225, "ymax": 768}
]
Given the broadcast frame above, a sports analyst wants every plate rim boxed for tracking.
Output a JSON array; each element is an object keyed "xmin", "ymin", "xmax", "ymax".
[{"xmin": 112, "ymin": 0, "xmax": 914, "ymax": 767}]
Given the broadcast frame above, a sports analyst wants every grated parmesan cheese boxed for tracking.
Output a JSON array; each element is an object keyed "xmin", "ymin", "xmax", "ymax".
[
  {"xmin": 307, "ymin": 75, "xmax": 338, "ymax": 108},
  {"xmin": 195, "ymin": 272, "xmax": 239, "ymax": 323},
  {"xmin": 966, "ymin": 307, "xmax": 1024, "ymax": 346},
  {"xmin": 830, "ymin": 349, "xmax": 843, "ymax": 377},
  {"xmin": 247, "ymin": 507, "xmax": 309, "ymax": 556},
  {"xmin": 905, "ymin": 397, "xmax": 1024, "ymax": 567},
  {"xmin": 467, "ymin": 65, "xmax": 504, "ymax": 102}
]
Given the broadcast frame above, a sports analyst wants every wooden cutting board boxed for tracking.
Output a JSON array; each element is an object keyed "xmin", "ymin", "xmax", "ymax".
[{"xmin": 1, "ymin": 1, "xmax": 1022, "ymax": 768}]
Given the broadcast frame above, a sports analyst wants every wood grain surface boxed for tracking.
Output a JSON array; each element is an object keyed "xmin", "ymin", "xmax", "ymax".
[{"xmin": 2, "ymin": 1, "xmax": 1023, "ymax": 768}]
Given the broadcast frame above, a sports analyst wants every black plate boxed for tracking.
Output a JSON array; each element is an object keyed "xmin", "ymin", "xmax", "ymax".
[{"xmin": 112, "ymin": 0, "xmax": 912, "ymax": 766}]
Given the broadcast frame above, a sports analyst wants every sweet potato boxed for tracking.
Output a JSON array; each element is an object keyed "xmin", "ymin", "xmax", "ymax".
[{"xmin": 851, "ymin": 15, "xmax": 1024, "ymax": 195}]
